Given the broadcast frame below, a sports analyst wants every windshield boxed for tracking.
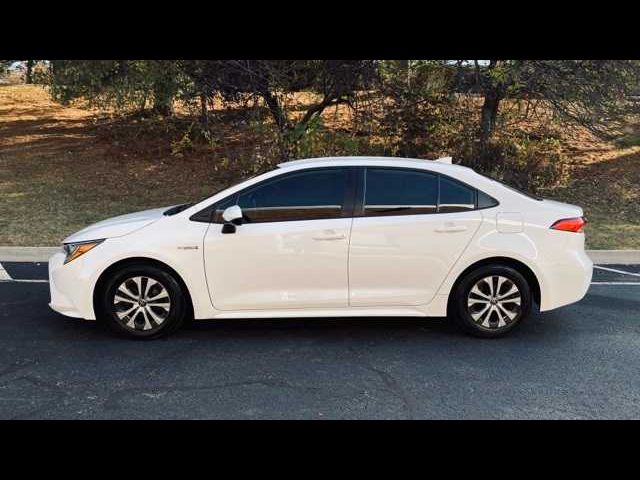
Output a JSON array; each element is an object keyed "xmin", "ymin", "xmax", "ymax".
[{"xmin": 163, "ymin": 171, "xmax": 267, "ymax": 216}]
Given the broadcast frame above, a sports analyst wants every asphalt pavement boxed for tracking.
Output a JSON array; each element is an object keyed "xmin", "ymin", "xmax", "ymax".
[{"xmin": 0, "ymin": 261, "xmax": 639, "ymax": 419}]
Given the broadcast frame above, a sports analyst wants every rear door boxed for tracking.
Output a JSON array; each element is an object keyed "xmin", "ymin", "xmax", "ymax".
[{"xmin": 348, "ymin": 168, "xmax": 482, "ymax": 306}]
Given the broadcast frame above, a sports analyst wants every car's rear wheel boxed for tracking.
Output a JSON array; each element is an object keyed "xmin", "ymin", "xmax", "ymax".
[
  {"xmin": 451, "ymin": 265, "xmax": 532, "ymax": 338},
  {"xmin": 98, "ymin": 264, "xmax": 187, "ymax": 339}
]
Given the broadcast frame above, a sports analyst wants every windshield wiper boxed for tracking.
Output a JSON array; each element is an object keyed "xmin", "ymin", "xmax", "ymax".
[{"xmin": 163, "ymin": 203, "xmax": 194, "ymax": 216}]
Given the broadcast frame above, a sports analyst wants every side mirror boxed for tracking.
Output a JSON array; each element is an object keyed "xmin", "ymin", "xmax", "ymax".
[{"xmin": 221, "ymin": 205, "xmax": 243, "ymax": 234}]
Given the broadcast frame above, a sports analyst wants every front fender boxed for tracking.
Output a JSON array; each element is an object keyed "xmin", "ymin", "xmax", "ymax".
[{"xmin": 79, "ymin": 218, "xmax": 212, "ymax": 319}]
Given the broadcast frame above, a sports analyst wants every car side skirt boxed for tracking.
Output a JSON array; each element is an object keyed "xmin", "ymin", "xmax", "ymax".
[{"xmin": 195, "ymin": 294, "xmax": 450, "ymax": 320}]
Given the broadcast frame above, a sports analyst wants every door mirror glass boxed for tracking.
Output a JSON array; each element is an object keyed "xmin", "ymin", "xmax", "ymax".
[{"xmin": 222, "ymin": 205, "xmax": 243, "ymax": 225}]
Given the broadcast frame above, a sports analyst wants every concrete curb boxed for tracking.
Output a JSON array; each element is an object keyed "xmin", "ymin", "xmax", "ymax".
[
  {"xmin": 1, "ymin": 246, "xmax": 640, "ymax": 264},
  {"xmin": 586, "ymin": 250, "xmax": 640, "ymax": 265},
  {"xmin": 0, "ymin": 247, "xmax": 59, "ymax": 262}
]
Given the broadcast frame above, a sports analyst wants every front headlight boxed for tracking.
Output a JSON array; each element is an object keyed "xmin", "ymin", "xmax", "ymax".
[{"xmin": 63, "ymin": 239, "xmax": 104, "ymax": 264}]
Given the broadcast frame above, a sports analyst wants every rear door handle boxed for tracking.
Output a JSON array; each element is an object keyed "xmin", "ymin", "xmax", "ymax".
[
  {"xmin": 435, "ymin": 224, "xmax": 468, "ymax": 233},
  {"xmin": 313, "ymin": 230, "xmax": 346, "ymax": 241}
]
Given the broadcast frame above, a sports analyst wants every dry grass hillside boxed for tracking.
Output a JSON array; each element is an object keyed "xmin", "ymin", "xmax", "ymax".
[{"xmin": 1, "ymin": 84, "xmax": 639, "ymax": 248}]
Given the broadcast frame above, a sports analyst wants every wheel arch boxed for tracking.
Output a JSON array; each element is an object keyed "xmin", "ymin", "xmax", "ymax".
[
  {"xmin": 92, "ymin": 256, "xmax": 194, "ymax": 320},
  {"xmin": 446, "ymin": 256, "xmax": 541, "ymax": 315}
]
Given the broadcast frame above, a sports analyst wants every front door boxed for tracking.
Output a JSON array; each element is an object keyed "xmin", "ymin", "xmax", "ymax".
[{"xmin": 203, "ymin": 167, "xmax": 354, "ymax": 311}]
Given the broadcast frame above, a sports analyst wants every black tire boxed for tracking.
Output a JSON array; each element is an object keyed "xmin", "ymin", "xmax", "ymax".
[
  {"xmin": 450, "ymin": 265, "xmax": 532, "ymax": 338},
  {"xmin": 97, "ymin": 263, "xmax": 188, "ymax": 339}
]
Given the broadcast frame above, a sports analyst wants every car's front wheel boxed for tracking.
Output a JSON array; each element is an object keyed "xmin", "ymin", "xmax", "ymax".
[
  {"xmin": 98, "ymin": 263, "xmax": 188, "ymax": 339},
  {"xmin": 451, "ymin": 265, "xmax": 532, "ymax": 338}
]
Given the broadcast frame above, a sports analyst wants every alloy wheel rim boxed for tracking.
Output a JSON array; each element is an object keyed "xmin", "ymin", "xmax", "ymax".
[
  {"xmin": 467, "ymin": 275, "xmax": 521, "ymax": 329},
  {"xmin": 113, "ymin": 276, "xmax": 171, "ymax": 331}
]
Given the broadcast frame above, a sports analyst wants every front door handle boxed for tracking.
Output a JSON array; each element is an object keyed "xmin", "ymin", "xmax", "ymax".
[{"xmin": 435, "ymin": 224, "xmax": 468, "ymax": 233}]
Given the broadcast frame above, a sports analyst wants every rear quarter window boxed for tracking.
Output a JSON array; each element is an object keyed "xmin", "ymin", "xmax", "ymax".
[
  {"xmin": 477, "ymin": 190, "xmax": 499, "ymax": 209},
  {"xmin": 438, "ymin": 176, "xmax": 476, "ymax": 213}
]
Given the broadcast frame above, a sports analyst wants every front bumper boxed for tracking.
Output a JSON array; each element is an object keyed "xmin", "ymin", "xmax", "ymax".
[{"xmin": 48, "ymin": 251, "xmax": 95, "ymax": 319}]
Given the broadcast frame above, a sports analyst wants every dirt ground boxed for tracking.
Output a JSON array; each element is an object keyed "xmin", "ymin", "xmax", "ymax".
[
  {"xmin": 1, "ymin": 84, "xmax": 639, "ymax": 248},
  {"xmin": 0, "ymin": 85, "xmax": 233, "ymax": 245}
]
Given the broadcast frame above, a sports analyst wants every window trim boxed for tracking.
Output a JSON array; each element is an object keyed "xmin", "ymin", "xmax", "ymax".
[
  {"xmin": 356, "ymin": 166, "xmax": 500, "ymax": 218},
  {"xmin": 190, "ymin": 166, "xmax": 357, "ymax": 224}
]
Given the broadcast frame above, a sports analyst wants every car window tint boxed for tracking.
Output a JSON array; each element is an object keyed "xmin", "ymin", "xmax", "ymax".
[
  {"xmin": 438, "ymin": 176, "xmax": 476, "ymax": 213},
  {"xmin": 364, "ymin": 168, "xmax": 438, "ymax": 216},
  {"xmin": 477, "ymin": 190, "xmax": 499, "ymax": 209},
  {"xmin": 236, "ymin": 168, "xmax": 349, "ymax": 223}
]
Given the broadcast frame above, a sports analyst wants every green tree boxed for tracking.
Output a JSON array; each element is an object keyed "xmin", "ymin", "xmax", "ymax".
[
  {"xmin": 0, "ymin": 60, "xmax": 38, "ymax": 82},
  {"xmin": 25, "ymin": 60, "xmax": 35, "ymax": 83},
  {"xmin": 470, "ymin": 60, "xmax": 640, "ymax": 168},
  {"xmin": 377, "ymin": 60, "xmax": 461, "ymax": 158},
  {"xmin": 0, "ymin": 60, "xmax": 12, "ymax": 76},
  {"xmin": 181, "ymin": 60, "xmax": 377, "ymax": 158},
  {"xmin": 49, "ymin": 60, "xmax": 182, "ymax": 115}
]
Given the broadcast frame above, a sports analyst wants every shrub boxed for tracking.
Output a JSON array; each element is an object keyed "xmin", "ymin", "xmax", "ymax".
[
  {"xmin": 292, "ymin": 116, "xmax": 383, "ymax": 159},
  {"xmin": 481, "ymin": 135, "xmax": 569, "ymax": 194}
]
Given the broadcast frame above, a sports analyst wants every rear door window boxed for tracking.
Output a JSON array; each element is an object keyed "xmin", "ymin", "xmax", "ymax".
[{"xmin": 364, "ymin": 168, "xmax": 438, "ymax": 216}]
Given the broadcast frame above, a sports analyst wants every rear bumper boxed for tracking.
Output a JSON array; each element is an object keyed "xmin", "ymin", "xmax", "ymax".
[
  {"xmin": 48, "ymin": 252, "xmax": 95, "ymax": 319},
  {"xmin": 539, "ymin": 249, "xmax": 593, "ymax": 311}
]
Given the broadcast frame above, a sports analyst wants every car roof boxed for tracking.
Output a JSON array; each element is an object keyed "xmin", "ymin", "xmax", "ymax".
[
  {"xmin": 184, "ymin": 155, "xmax": 529, "ymax": 217},
  {"xmin": 277, "ymin": 156, "xmax": 475, "ymax": 176}
]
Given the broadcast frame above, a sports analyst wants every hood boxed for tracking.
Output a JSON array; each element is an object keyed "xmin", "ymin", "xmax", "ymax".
[{"xmin": 63, "ymin": 206, "xmax": 172, "ymax": 243}]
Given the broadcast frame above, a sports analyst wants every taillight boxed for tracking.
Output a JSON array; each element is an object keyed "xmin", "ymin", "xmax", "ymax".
[{"xmin": 550, "ymin": 217, "xmax": 586, "ymax": 233}]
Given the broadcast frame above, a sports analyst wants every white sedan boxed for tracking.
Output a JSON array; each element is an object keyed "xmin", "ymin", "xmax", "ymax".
[{"xmin": 49, "ymin": 156, "xmax": 592, "ymax": 339}]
